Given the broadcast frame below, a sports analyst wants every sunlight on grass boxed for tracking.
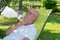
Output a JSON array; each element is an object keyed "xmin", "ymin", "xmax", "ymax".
[
  {"xmin": 41, "ymin": 22, "xmax": 60, "ymax": 40},
  {"xmin": 45, "ymin": 23, "xmax": 60, "ymax": 33},
  {"xmin": 0, "ymin": 26, "xmax": 9, "ymax": 29}
]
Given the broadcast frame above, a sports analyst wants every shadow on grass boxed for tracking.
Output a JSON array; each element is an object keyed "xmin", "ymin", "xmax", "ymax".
[
  {"xmin": 47, "ymin": 12, "xmax": 60, "ymax": 23},
  {"xmin": 40, "ymin": 30, "xmax": 60, "ymax": 40},
  {"xmin": 0, "ymin": 29, "xmax": 6, "ymax": 38}
]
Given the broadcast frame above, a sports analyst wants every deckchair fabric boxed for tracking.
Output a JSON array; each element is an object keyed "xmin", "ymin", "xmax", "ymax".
[{"xmin": 34, "ymin": 8, "xmax": 52, "ymax": 40}]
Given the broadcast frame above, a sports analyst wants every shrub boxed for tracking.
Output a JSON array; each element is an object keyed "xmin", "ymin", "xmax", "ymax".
[
  {"xmin": 0, "ymin": 29, "xmax": 6, "ymax": 38},
  {"xmin": 43, "ymin": 0, "xmax": 57, "ymax": 9}
]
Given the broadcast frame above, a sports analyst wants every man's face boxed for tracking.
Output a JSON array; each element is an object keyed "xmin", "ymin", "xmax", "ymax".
[{"xmin": 24, "ymin": 9, "xmax": 39, "ymax": 24}]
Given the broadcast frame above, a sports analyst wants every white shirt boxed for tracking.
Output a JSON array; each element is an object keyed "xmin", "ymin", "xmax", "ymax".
[{"xmin": 3, "ymin": 24, "xmax": 36, "ymax": 40}]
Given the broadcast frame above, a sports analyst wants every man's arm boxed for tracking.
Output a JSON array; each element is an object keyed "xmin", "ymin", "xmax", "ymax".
[
  {"xmin": 6, "ymin": 19, "xmax": 28, "ymax": 35},
  {"xmin": 6, "ymin": 21, "xmax": 24, "ymax": 35}
]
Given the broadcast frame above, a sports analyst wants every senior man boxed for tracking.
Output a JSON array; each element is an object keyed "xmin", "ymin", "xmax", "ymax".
[{"xmin": 2, "ymin": 9, "xmax": 39, "ymax": 40}]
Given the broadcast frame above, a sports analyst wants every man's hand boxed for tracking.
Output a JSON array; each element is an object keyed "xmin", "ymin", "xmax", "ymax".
[{"xmin": 23, "ymin": 37, "xmax": 29, "ymax": 40}]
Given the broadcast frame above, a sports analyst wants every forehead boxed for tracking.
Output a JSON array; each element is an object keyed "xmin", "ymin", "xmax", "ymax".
[
  {"xmin": 29, "ymin": 10, "xmax": 39, "ymax": 18},
  {"xmin": 26, "ymin": 12, "xmax": 35, "ymax": 17},
  {"xmin": 26, "ymin": 9, "xmax": 39, "ymax": 19}
]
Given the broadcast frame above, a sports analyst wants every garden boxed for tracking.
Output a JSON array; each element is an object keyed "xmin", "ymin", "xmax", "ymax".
[{"xmin": 0, "ymin": 0, "xmax": 60, "ymax": 40}]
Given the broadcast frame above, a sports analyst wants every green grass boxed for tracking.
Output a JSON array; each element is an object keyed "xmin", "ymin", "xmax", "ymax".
[{"xmin": 40, "ymin": 13, "xmax": 60, "ymax": 40}]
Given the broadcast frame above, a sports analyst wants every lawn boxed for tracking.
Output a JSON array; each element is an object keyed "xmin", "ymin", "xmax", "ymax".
[
  {"xmin": 40, "ymin": 13, "xmax": 60, "ymax": 40},
  {"xmin": 0, "ymin": 8, "xmax": 60, "ymax": 40}
]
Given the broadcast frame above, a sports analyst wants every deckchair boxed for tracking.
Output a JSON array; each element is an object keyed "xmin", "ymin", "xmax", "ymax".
[
  {"xmin": 22, "ymin": 1, "xmax": 53, "ymax": 40},
  {"xmin": 34, "ymin": 8, "xmax": 52, "ymax": 40}
]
